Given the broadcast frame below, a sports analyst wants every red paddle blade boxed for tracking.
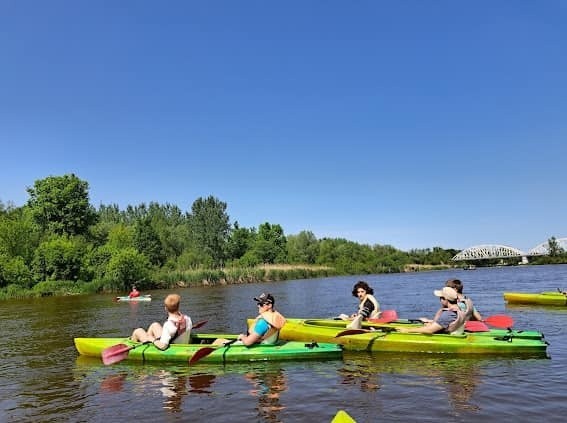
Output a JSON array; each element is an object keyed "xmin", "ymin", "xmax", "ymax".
[
  {"xmin": 485, "ymin": 315, "xmax": 514, "ymax": 328},
  {"xmin": 465, "ymin": 321, "xmax": 490, "ymax": 332},
  {"xmin": 335, "ymin": 329, "xmax": 368, "ymax": 337},
  {"xmin": 188, "ymin": 347, "xmax": 216, "ymax": 365},
  {"xmin": 102, "ymin": 343, "xmax": 132, "ymax": 365},
  {"xmin": 369, "ymin": 309, "xmax": 398, "ymax": 324}
]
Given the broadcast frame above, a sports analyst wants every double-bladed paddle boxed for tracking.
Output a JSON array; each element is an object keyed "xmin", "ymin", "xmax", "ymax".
[
  {"xmin": 188, "ymin": 339, "xmax": 238, "ymax": 365},
  {"xmin": 101, "ymin": 319, "xmax": 208, "ymax": 365},
  {"xmin": 335, "ymin": 326, "xmax": 398, "ymax": 338},
  {"xmin": 367, "ymin": 309, "xmax": 398, "ymax": 324}
]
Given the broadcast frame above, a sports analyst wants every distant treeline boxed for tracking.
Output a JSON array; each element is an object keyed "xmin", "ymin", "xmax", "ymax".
[{"xmin": 1, "ymin": 174, "xmax": 564, "ymax": 299}]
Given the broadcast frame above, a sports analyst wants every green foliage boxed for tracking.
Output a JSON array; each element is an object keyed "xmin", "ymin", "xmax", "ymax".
[
  {"xmin": 133, "ymin": 217, "xmax": 165, "ymax": 265},
  {"xmin": 187, "ymin": 196, "xmax": 230, "ymax": 267},
  {"xmin": 81, "ymin": 244, "xmax": 116, "ymax": 281},
  {"xmin": 226, "ymin": 222, "xmax": 256, "ymax": 261},
  {"xmin": 107, "ymin": 224, "xmax": 134, "ymax": 249},
  {"xmin": 0, "ymin": 253, "xmax": 33, "ymax": 288},
  {"xmin": 105, "ymin": 248, "xmax": 151, "ymax": 291},
  {"xmin": 286, "ymin": 231, "xmax": 319, "ymax": 264},
  {"xmin": 31, "ymin": 236, "xmax": 86, "ymax": 282},
  {"xmin": 26, "ymin": 174, "xmax": 97, "ymax": 236},
  {"xmin": 0, "ymin": 206, "xmax": 41, "ymax": 264},
  {"xmin": 252, "ymin": 222, "xmax": 287, "ymax": 264}
]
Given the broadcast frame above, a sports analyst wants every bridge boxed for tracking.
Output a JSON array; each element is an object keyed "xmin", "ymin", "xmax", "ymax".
[{"xmin": 452, "ymin": 237, "xmax": 567, "ymax": 261}]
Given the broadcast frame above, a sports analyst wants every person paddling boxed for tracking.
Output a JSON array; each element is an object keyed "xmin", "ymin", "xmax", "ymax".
[
  {"xmin": 128, "ymin": 285, "xmax": 140, "ymax": 298},
  {"xmin": 445, "ymin": 278, "xmax": 483, "ymax": 321},
  {"xmin": 130, "ymin": 293, "xmax": 192, "ymax": 350},
  {"xmin": 339, "ymin": 281, "xmax": 381, "ymax": 329},
  {"xmin": 397, "ymin": 286, "xmax": 466, "ymax": 335}
]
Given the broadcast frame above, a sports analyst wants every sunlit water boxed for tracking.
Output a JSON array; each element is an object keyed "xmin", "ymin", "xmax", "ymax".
[{"xmin": 2, "ymin": 264, "xmax": 567, "ymax": 422}]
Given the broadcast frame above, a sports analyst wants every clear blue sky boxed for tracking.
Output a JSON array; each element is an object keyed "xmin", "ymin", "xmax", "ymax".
[{"xmin": 1, "ymin": 1, "xmax": 565, "ymax": 253}]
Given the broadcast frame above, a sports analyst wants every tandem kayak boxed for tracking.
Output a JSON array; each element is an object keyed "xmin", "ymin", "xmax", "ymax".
[
  {"xmin": 278, "ymin": 318, "xmax": 544, "ymax": 340},
  {"xmin": 74, "ymin": 333, "xmax": 343, "ymax": 364},
  {"xmin": 504, "ymin": 291, "xmax": 567, "ymax": 306},
  {"xmin": 268, "ymin": 319, "xmax": 548, "ymax": 356},
  {"xmin": 115, "ymin": 294, "xmax": 152, "ymax": 302}
]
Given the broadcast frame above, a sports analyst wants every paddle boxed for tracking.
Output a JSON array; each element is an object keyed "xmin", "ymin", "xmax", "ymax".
[
  {"xmin": 465, "ymin": 321, "xmax": 490, "ymax": 332},
  {"xmin": 483, "ymin": 314, "xmax": 514, "ymax": 329},
  {"xmin": 102, "ymin": 319, "xmax": 208, "ymax": 365},
  {"xmin": 335, "ymin": 326, "xmax": 397, "ymax": 338},
  {"xmin": 188, "ymin": 339, "xmax": 238, "ymax": 365},
  {"xmin": 368, "ymin": 309, "xmax": 399, "ymax": 324}
]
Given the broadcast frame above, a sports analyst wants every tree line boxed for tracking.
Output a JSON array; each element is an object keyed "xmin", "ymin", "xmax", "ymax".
[{"xmin": 0, "ymin": 174, "xmax": 564, "ymax": 298}]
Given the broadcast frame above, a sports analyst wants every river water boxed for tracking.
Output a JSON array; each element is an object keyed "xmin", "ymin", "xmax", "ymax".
[{"xmin": 2, "ymin": 264, "xmax": 567, "ymax": 422}]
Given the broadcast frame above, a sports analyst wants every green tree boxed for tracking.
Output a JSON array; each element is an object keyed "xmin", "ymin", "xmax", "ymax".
[
  {"xmin": 252, "ymin": 222, "xmax": 287, "ymax": 264},
  {"xmin": 105, "ymin": 248, "xmax": 151, "ymax": 291},
  {"xmin": 187, "ymin": 196, "xmax": 230, "ymax": 267},
  {"xmin": 31, "ymin": 236, "xmax": 86, "ymax": 281},
  {"xmin": 286, "ymin": 230, "xmax": 319, "ymax": 264},
  {"xmin": 26, "ymin": 174, "xmax": 97, "ymax": 236},
  {"xmin": 548, "ymin": 236, "xmax": 564, "ymax": 257},
  {"xmin": 226, "ymin": 222, "xmax": 256, "ymax": 262},
  {"xmin": 0, "ymin": 206, "xmax": 41, "ymax": 264},
  {"xmin": 133, "ymin": 217, "xmax": 165, "ymax": 266}
]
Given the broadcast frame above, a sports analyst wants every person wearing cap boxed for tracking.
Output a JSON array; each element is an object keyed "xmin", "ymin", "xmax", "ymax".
[
  {"xmin": 130, "ymin": 293, "xmax": 193, "ymax": 349},
  {"xmin": 128, "ymin": 285, "xmax": 140, "ymax": 298},
  {"xmin": 445, "ymin": 278, "xmax": 483, "ymax": 321},
  {"xmin": 339, "ymin": 281, "xmax": 381, "ymax": 329},
  {"xmin": 397, "ymin": 286, "xmax": 466, "ymax": 335},
  {"xmin": 236, "ymin": 293, "xmax": 287, "ymax": 346}
]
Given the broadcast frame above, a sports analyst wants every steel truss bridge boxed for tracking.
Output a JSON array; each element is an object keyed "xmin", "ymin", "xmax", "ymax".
[{"xmin": 452, "ymin": 238, "xmax": 567, "ymax": 261}]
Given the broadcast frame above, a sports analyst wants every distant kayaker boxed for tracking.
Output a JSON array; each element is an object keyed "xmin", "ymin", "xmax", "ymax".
[
  {"xmin": 128, "ymin": 285, "xmax": 140, "ymax": 298},
  {"xmin": 445, "ymin": 278, "xmax": 483, "ymax": 321},
  {"xmin": 130, "ymin": 293, "xmax": 193, "ymax": 350},
  {"xmin": 235, "ymin": 293, "xmax": 287, "ymax": 346},
  {"xmin": 339, "ymin": 281, "xmax": 381, "ymax": 329},
  {"xmin": 397, "ymin": 286, "xmax": 466, "ymax": 335}
]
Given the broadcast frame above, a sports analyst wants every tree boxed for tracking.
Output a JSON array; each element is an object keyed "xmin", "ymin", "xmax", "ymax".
[
  {"xmin": 31, "ymin": 236, "xmax": 86, "ymax": 282},
  {"xmin": 252, "ymin": 222, "xmax": 287, "ymax": 264},
  {"xmin": 286, "ymin": 230, "xmax": 319, "ymax": 264},
  {"xmin": 26, "ymin": 174, "xmax": 97, "ymax": 236},
  {"xmin": 547, "ymin": 236, "xmax": 564, "ymax": 257},
  {"xmin": 187, "ymin": 196, "xmax": 230, "ymax": 267},
  {"xmin": 226, "ymin": 222, "xmax": 256, "ymax": 262},
  {"xmin": 133, "ymin": 217, "xmax": 165, "ymax": 266}
]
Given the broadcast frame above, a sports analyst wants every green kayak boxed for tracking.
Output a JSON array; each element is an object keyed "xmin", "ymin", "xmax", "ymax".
[
  {"xmin": 74, "ymin": 333, "xmax": 343, "ymax": 364},
  {"xmin": 281, "ymin": 318, "xmax": 544, "ymax": 340},
  {"xmin": 270, "ymin": 319, "xmax": 548, "ymax": 356},
  {"xmin": 331, "ymin": 410, "xmax": 357, "ymax": 423},
  {"xmin": 504, "ymin": 291, "xmax": 567, "ymax": 306},
  {"xmin": 115, "ymin": 294, "xmax": 152, "ymax": 302}
]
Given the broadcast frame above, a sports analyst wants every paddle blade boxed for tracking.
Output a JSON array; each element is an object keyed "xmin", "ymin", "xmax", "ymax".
[
  {"xmin": 102, "ymin": 343, "xmax": 132, "ymax": 365},
  {"xmin": 485, "ymin": 315, "xmax": 514, "ymax": 329},
  {"xmin": 189, "ymin": 347, "xmax": 216, "ymax": 365},
  {"xmin": 465, "ymin": 321, "xmax": 490, "ymax": 332},
  {"xmin": 369, "ymin": 309, "xmax": 398, "ymax": 324}
]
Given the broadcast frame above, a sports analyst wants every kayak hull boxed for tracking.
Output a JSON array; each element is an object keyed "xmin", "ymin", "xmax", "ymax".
[
  {"xmin": 74, "ymin": 333, "xmax": 343, "ymax": 364},
  {"xmin": 504, "ymin": 291, "xmax": 567, "ymax": 306},
  {"xmin": 268, "ymin": 319, "xmax": 548, "ymax": 356},
  {"xmin": 115, "ymin": 294, "xmax": 152, "ymax": 302},
  {"xmin": 281, "ymin": 318, "xmax": 544, "ymax": 340}
]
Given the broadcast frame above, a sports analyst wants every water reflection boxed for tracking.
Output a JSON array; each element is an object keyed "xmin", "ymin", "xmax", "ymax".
[
  {"xmin": 340, "ymin": 352, "xmax": 487, "ymax": 412},
  {"xmin": 244, "ymin": 368, "xmax": 288, "ymax": 423}
]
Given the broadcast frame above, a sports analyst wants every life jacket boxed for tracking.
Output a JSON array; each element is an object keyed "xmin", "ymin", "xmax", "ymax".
[
  {"xmin": 358, "ymin": 294, "xmax": 380, "ymax": 319},
  {"xmin": 250, "ymin": 310, "xmax": 286, "ymax": 344},
  {"xmin": 446, "ymin": 307, "xmax": 467, "ymax": 335},
  {"xmin": 129, "ymin": 289, "xmax": 140, "ymax": 298},
  {"xmin": 169, "ymin": 313, "xmax": 191, "ymax": 344}
]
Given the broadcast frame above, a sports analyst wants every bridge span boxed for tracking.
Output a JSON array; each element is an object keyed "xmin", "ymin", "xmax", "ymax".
[{"xmin": 452, "ymin": 238, "xmax": 567, "ymax": 261}]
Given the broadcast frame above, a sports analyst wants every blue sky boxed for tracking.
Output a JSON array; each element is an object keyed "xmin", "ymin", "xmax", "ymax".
[{"xmin": 1, "ymin": 1, "xmax": 565, "ymax": 253}]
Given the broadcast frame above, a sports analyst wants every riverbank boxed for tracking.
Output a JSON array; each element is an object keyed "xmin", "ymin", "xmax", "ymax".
[{"xmin": 0, "ymin": 263, "xmax": 456, "ymax": 301}]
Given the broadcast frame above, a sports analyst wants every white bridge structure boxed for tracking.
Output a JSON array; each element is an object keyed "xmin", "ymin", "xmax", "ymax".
[{"xmin": 452, "ymin": 238, "xmax": 567, "ymax": 261}]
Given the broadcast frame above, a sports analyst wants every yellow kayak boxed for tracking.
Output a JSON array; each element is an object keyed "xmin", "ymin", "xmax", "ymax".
[{"xmin": 331, "ymin": 409, "xmax": 356, "ymax": 423}]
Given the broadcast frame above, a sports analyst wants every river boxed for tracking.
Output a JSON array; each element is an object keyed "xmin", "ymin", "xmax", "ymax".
[{"xmin": 2, "ymin": 264, "xmax": 567, "ymax": 422}]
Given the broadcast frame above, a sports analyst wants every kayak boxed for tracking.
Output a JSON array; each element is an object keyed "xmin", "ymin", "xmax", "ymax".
[
  {"xmin": 74, "ymin": 333, "xmax": 343, "ymax": 364},
  {"xmin": 268, "ymin": 319, "xmax": 548, "ymax": 356},
  {"xmin": 279, "ymin": 318, "xmax": 544, "ymax": 340},
  {"xmin": 115, "ymin": 294, "xmax": 152, "ymax": 302},
  {"xmin": 504, "ymin": 291, "xmax": 567, "ymax": 306},
  {"xmin": 331, "ymin": 410, "xmax": 356, "ymax": 423}
]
